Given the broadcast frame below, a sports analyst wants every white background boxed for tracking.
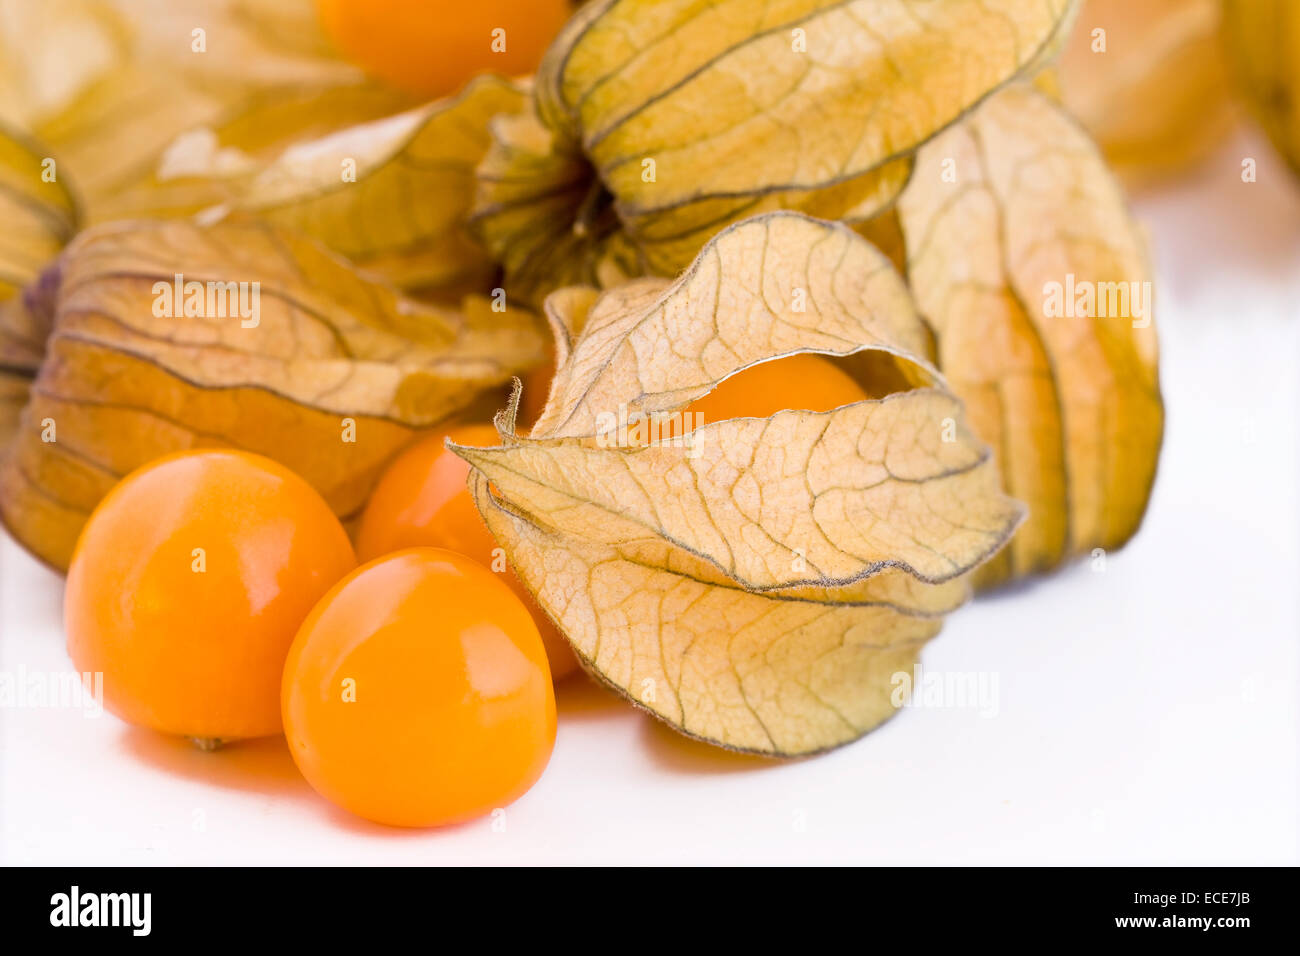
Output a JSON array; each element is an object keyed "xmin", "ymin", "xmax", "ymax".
[{"xmin": 2, "ymin": 130, "xmax": 1297, "ymax": 865}]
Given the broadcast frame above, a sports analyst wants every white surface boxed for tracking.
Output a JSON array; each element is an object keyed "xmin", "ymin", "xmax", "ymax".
[{"xmin": 2, "ymin": 132, "xmax": 1298, "ymax": 865}]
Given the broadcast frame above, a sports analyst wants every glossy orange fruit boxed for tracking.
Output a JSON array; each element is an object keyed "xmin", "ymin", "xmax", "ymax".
[
  {"xmin": 356, "ymin": 422, "xmax": 578, "ymax": 678},
  {"xmin": 686, "ymin": 352, "xmax": 871, "ymax": 424},
  {"xmin": 516, "ymin": 349, "xmax": 556, "ymax": 434},
  {"xmin": 65, "ymin": 450, "xmax": 356, "ymax": 742},
  {"xmin": 282, "ymin": 548, "xmax": 556, "ymax": 827},
  {"xmin": 316, "ymin": 0, "xmax": 571, "ymax": 99}
]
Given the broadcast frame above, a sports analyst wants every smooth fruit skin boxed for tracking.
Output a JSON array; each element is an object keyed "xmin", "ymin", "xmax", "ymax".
[
  {"xmin": 65, "ymin": 450, "xmax": 356, "ymax": 741},
  {"xmin": 357, "ymin": 422, "xmax": 578, "ymax": 678},
  {"xmin": 686, "ymin": 352, "xmax": 871, "ymax": 424},
  {"xmin": 517, "ymin": 349, "xmax": 556, "ymax": 433},
  {"xmin": 316, "ymin": 0, "xmax": 571, "ymax": 99},
  {"xmin": 282, "ymin": 548, "xmax": 556, "ymax": 828}
]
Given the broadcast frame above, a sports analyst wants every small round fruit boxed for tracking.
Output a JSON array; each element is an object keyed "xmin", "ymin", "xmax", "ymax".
[
  {"xmin": 282, "ymin": 548, "xmax": 556, "ymax": 827},
  {"xmin": 65, "ymin": 450, "xmax": 356, "ymax": 742},
  {"xmin": 517, "ymin": 349, "xmax": 556, "ymax": 433},
  {"xmin": 356, "ymin": 422, "xmax": 578, "ymax": 679},
  {"xmin": 686, "ymin": 352, "xmax": 871, "ymax": 424},
  {"xmin": 316, "ymin": 0, "xmax": 571, "ymax": 99}
]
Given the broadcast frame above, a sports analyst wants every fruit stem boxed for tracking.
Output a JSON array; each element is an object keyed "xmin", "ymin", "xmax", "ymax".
[
  {"xmin": 188, "ymin": 736, "xmax": 225, "ymax": 752},
  {"xmin": 573, "ymin": 177, "xmax": 616, "ymax": 239}
]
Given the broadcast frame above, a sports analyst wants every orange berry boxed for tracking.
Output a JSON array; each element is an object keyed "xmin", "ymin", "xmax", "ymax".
[
  {"xmin": 517, "ymin": 348, "xmax": 556, "ymax": 433},
  {"xmin": 687, "ymin": 352, "xmax": 871, "ymax": 424},
  {"xmin": 282, "ymin": 548, "xmax": 556, "ymax": 827},
  {"xmin": 65, "ymin": 450, "xmax": 356, "ymax": 742},
  {"xmin": 316, "ymin": 0, "xmax": 571, "ymax": 99},
  {"xmin": 357, "ymin": 422, "xmax": 579, "ymax": 679}
]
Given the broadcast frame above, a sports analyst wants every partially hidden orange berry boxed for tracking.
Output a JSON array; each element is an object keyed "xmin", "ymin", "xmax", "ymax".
[
  {"xmin": 282, "ymin": 548, "xmax": 556, "ymax": 828},
  {"xmin": 65, "ymin": 450, "xmax": 356, "ymax": 743},
  {"xmin": 316, "ymin": 0, "xmax": 571, "ymax": 100},
  {"xmin": 357, "ymin": 422, "xmax": 579, "ymax": 679},
  {"xmin": 686, "ymin": 352, "xmax": 872, "ymax": 424},
  {"xmin": 516, "ymin": 347, "xmax": 556, "ymax": 433}
]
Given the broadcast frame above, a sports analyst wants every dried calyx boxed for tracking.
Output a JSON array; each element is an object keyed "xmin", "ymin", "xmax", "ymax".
[
  {"xmin": 472, "ymin": 0, "xmax": 1079, "ymax": 305},
  {"xmin": 454, "ymin": 213, "xmax": 1024, "ymax": 755}
]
